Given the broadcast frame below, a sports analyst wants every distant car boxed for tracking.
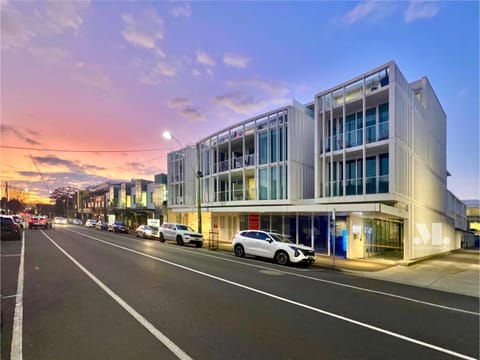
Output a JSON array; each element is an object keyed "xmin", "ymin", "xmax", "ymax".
[
  {"xmin": 108, "ymin": 221, "xmax": 129, "ymax": 233},
  {"xmin": 95, "ymin": 220, "xmax": 108, "ymax": 230},
  {"xmin": 232, "ymin": 230, "xmax": 315, "ymax": 266},
  {"xmin": 28, "ymin": 215, "xmax": 52, "ymax": 229},
  {"xmin": 158, "ymin": 222, "xmax": 203, "ymax": 247},
  {"xmin": 1, "ymin": 215, "xmax": 22, "ymax": 241},
  {"xmin": 135, "ymin": 225, "xmax": 159, "ymax": 239},
  {"xmin": 85, "ymin": 219, "xmax": 97, "ymax": 228},
  {"xmin": 72, "ymin": 218, "xmax": 83, "ymax": 225},
  {"xmin": 54, "ymin": 217, "xmax": 68, "ymax": 225}
]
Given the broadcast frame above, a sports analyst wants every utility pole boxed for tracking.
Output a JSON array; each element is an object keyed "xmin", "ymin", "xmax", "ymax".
[
  {"xmin": 196, "ymin": 143, "xmax": 203, "ymax": 235},
  {"xmin": 332, "ymin": 207, "xmax": 336, "ymax": 267}
]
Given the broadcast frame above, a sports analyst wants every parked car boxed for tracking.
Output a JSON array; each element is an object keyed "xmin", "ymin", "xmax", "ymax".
[
  {"xmin": 85, "ymin": 219, "xmax": 97, "ymax": 228},
  {"xmin": 158, "ymin": 223, "xmax": 203, "ymax": 247},
  {"xmin": 232, "ymin": 230, "xmax": 315, "ymax": 266},
  {"xmin": 108, "ymin": 221, "xmax": 129, "ymax": 233},
  {"xmin": 28, "ymin": 215, "xmax": 52, "ymax": 229},
  {"xmin": 72, "ymin": 218, "xmax": 83, "ymax": 225},
  {"xmin": 95, "ymin": 220, "xmax": 108, "ymax": 230},
  {"xmin": 1, "ymin": 215, "xmax": 22, "ymax": 241},
  {"xmin": 135, "ymin": 225, "xmax": 159, "ymax": 239},
  {"xmin": 54, "ymin": 217, "xmax": 68, "ymax": 225},
  {"xmin": 12, "ymin": 215, "xmax": 24, "ymax": 229}
]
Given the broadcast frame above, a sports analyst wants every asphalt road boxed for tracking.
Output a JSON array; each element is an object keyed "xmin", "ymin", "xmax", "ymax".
[{"xmin": 2, "ymin": 226, "xmax": 479, "ymax": 360}]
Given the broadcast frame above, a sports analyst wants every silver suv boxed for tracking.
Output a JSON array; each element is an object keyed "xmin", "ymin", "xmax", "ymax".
[{"xmin": 159, "ymin": 223, "xmax": 203, "ymax": 248}]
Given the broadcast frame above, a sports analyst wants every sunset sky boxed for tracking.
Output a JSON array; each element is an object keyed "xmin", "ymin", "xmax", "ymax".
[{"xmin": 1, "ymin": 0, "xmax": 479, "ymax": 203}]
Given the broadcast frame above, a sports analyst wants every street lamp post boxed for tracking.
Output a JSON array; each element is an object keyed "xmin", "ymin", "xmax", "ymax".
[{"xmin": 163, "ymin": 131, "xmax": 203, "ymax": 235}]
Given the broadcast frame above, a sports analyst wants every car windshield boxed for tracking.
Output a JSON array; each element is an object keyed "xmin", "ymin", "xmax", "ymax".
[
  {"xmin": 269, "ymin": 233, "xmax": 294, "ymax": 243},
  {"xmin": 177, "ymin": 224, "xmax": 195, "ymax": 232}
]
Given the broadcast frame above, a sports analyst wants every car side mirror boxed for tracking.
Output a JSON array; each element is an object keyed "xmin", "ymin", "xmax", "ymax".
[{"xmin": 267, "ymin": 239, "xmax": 273, "ymax": 243}]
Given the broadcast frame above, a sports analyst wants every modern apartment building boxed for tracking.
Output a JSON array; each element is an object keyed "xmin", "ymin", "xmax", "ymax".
[
  {"xmin": 77, "ymin": 175, "xmax": 168, "ymax": 228},
  {"xmin": 166, "ymin": 61, "xmax": 467, "ymax": 263}
]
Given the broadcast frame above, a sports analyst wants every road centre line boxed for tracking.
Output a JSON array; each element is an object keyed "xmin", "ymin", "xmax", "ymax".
[
  {"xmin": 1, "ymin": 254, "xmax": 22, "ymax": 257},
  {"xmin": 40, "ymin": 230, "xmax": 194, "ymax": 360},
  {"xmin": 10, "ymin": 230, "xmax": 25, "ymax": 360},
  {"xmin": 71, "ymin": 229, "xmax": 479, "ymax": 317},
  {"xmin": 67, "ymin": 230, "xmax": 476, "ymax": 360}
]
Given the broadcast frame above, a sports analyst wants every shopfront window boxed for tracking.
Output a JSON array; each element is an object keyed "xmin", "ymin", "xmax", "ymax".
[{"xmin": 364, "ymin": 218, "xmax": 403, "ymax": 260}]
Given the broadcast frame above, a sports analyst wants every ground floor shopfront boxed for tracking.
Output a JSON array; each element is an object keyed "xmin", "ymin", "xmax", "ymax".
[
  {"xmin": 211, "ymin": 211, "xmax": 404, "ymax": 261},
  {"xmin": 169, "ymin": 203, "xmax": 408, "ymax": 261},
  {"xmin": 169, "ymin": 202, "xmax": 462, "ymax": 262}
]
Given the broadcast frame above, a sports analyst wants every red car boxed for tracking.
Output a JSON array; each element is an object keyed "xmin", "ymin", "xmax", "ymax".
[{"xmin": 28, "ymin": 215, "xmax": 52, "ymax": 229}]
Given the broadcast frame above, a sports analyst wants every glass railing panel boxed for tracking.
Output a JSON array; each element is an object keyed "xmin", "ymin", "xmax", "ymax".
[
  {"xmin": 378, "ymin": 175, "xmax": 389, "ymax": 193},
  {"xmin": 246, "ymin": 154, "xmax": 255, "ymax": 167},
  {"xmin": 333, "ymin": 134, "xmax": 343, "ymax": 151},
  {"xmin": 331, "ymin": 180, "xmax": 343, "ymax": 196},
  {"xmin": 232, "ymin": 156, "xmax": 244, "ymax": 169},
  {"xmin": 356, "ymin": 179, "xmax": 363, "ymax": 195},
  {"xmin": 366, "ymin": 125, "xmax": 376, "ymax": 143},
  {"xmin": 366, "ymin": 176, "xmax": 376, "ymax": 194},
  {"xmin": 378, "ymin": 122, "xmax": 389, "ymax": 141},
  {"xmin": 245, "ymin": 189, "xmax": 255, "ymax": 200},
  {"xmin": 218, "ymin": 160, "xmax": 229, "ymax": 172},
  {"xmin": 326, "ymin": 137, "xmax": 331, "ymax": 152},
  {"xmin": 231, "ymin": 189, "xmax": 244, "ymax": 201}
]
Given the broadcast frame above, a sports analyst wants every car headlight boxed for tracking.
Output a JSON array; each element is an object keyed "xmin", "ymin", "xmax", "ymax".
[{"xmin": 289, "ymin": 246, "xmax": 303, "ymax": 257}]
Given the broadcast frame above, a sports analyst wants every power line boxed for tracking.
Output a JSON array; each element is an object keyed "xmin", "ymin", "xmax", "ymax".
[{"xmin": 1, "ymin": 145, "xmax": 174, "ymax": 153}]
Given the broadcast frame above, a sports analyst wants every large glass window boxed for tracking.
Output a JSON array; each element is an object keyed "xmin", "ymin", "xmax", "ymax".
[
  {"xmin": 379, "ymin": 153, "xmax": 389, "ymax": 193},
  {"xmin": 346, "ymin": 160, "xmax": 356, "ymax": 195},
  {"xmin": 279, "ymin": 127, "xmax": 284, "ymax": 161},
  {"xmin": 259, "ymin": 168, "xmax": 268, "ymax": 200},
  {"xmin": 364, "ymin": 218, "xmax": 403, "ymax": 260},
  {"xmin": 279, "ymin": 165, "xmax": 284, "ymax": 200},
  {"xmin": 270, "ymin": 167, "xmax": 277, "ymax": 200},
  {"xmin": 356, "ymin": 159, "xmax": 363, "ymax": 194},
  {"xmin": 270, "ymin": 129, "xmax": 277, "ymax": 163},
  {"xmin": 356, "ymin": 112, "xmax": 363, "ymax": 146},
  {"xmin": 366, "ymin": 108, "xmax": 376, "ymax": 143},
  {"xmin": 378, "ymin": 103, "xmax": 389, "ymax": 140},
  {"xmin": 259, "ymin": 132, "xmax": 268, "ymax": 165},
  {"xmin": 366, "ymin": 156, "xmax": 376, "ymax": 194}
]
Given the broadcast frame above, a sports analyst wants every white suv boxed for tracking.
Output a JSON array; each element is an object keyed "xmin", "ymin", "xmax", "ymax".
[
  {"xmin": 159, "ymin": 223, "xmax": 203, "ymax": 248},
  {"xmin": 232, "ymin": 230, "xmax": 315, "ymax": 266}
]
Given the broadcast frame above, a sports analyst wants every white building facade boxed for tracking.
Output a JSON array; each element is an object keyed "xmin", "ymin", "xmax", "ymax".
[{"xmin": 166, "ymin": 61, "xmax": 467, "ymax": 263}]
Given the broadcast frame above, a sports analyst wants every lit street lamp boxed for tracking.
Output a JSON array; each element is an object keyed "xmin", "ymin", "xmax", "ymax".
[{"xmin": 163, "ymin": 130, "xmax": 203, "ymax": 234}]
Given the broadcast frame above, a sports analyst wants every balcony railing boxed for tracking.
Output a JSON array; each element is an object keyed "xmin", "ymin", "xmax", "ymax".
[
  {"xmin": 322, "ymin": 122, "xmax": 388, "ymax": 153},
  {"xmin": 346, "ymin": 179, "xmax": 363, "ymax": 195},
  {"xmin": 366, "ymin": 175, "xmax": 389, "ymax": 194},
  {"xmin": 346, "ymin": 129, "xmax": 363, "ymax": 148}
]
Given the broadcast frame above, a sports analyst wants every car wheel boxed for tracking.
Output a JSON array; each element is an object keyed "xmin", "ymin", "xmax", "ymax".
[
  {"xmin": 234, "ymin": 244, "xmax": 245, "ymax": 257},
  {"xmin": 195, "ymin": 242, "xmax": 203, "ymax": 248},
  {"xmin": 136, "ymin": 232, "xmax": 139, "ymax": 237},
  {"xmin": 176, "ymin": 235, "xmax": 184, "ymax": 246},
  {"xmin": 275, "ymin": 251, "xmax": 289, "ymax": 265},
  {"xmin": 159, "ymin": 233, "xmax": 165, "ymax": 242}
]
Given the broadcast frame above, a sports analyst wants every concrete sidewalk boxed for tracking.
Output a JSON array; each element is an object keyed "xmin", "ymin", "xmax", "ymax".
[{"xmin": 213, "ymin": 241, "xmax": 479, "ymax": 298}]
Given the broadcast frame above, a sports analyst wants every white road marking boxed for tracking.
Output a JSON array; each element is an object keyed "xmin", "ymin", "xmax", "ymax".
[
  {"xmin": 1, "ymin": 254, "xmax": 22, "ymax": 257},
  {"xmin": 69, "ymin": 230, "xmax": 476, "ymax": 360},
  {"xmin": 2, "ymin": 294, "xmax": 18, "ymax": 300},
  {"xmin": 70, "ymin": 229, "xmax": 479, "ymax": 317},
  {"xmin": 40, "ymin": 230, "xmax": 193, "ymax": 360},
  {"xmin": 10, "ymin": 231, "xmax": 25, "ymax": 360}
]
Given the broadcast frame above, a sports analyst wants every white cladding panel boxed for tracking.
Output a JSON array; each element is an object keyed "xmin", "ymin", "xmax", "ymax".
[{"xmin": 288, "ymin": 106, "xmax": 314, "ymax": 200}]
